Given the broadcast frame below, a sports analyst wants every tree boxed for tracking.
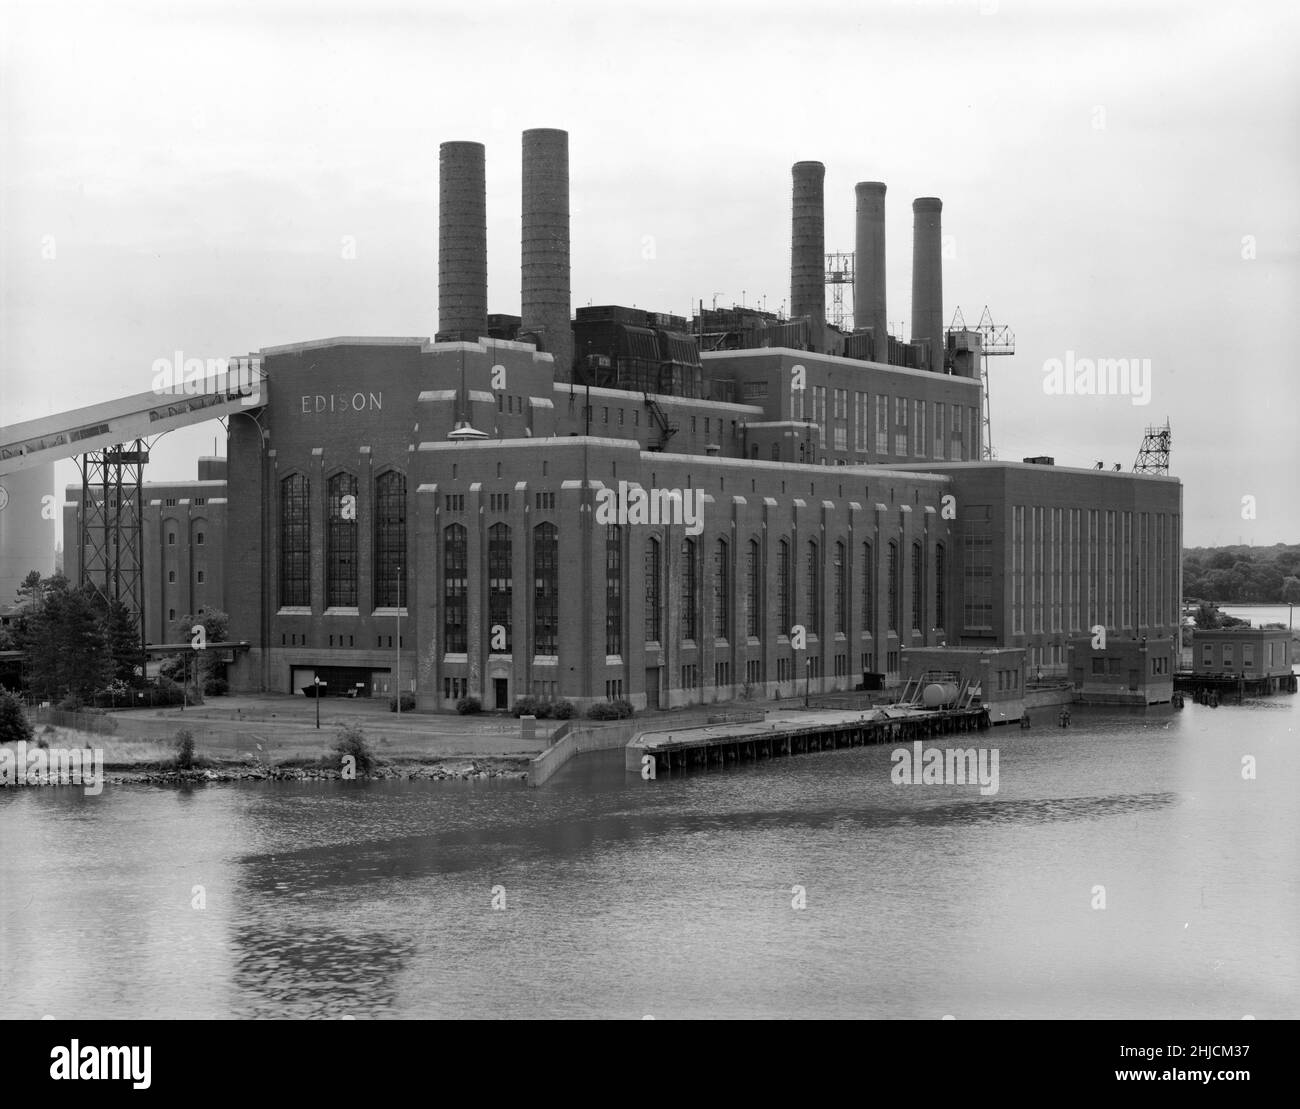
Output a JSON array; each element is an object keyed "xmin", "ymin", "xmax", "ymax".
[
  {"xmin": 162, "ymin": 610, "xmax": 230, "ymax": 704},
  {"xmin": 16, "ymin": 578, "xmax": 110, "ymax": 703},
  {"xmin": 1282, "ymin": 577, "xmax": 1300, "ymax": 605},
  {"xmin": 0, "ymin": 689, "xmax": 34, "ymax": 745}
]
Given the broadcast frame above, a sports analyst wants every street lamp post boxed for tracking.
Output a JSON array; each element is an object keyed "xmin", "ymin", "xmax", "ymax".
[{"xmin": 314, "ymin": 671, "xmax": 322, "ymax": 729}]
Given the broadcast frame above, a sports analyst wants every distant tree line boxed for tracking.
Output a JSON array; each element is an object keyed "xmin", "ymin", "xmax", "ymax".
[{"xmin": 1183, "ymin": 544, "xmax": 1300, "ymax": 604}]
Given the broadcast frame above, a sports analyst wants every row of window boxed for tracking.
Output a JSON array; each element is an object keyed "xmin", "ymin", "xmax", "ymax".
[
  {"xmin": 789, "ymin": 392, "xmax": 979, "ymax": 461},
  {"xmin": 281, "ymin": 471, "xmax": 406, "ymax": 609},
  {"xmin": 435, "ymin": 526, "xmax": 945, "ymax": 660},
  {"xmin": 1200, "ymin": 641, "xmax": 1288, "ymax": 669}
]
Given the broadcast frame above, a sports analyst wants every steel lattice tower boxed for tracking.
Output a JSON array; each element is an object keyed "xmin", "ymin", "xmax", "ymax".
[
  {"xmin": 1133, "ymin": 420, "xmax": 1172, "ymax": 474},
  {"xmin": 78, "ymin": 441, "xmax": 149, "ymax": 657}
]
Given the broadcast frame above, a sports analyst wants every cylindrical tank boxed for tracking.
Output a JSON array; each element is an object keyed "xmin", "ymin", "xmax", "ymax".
[
  {"xmin": 0, "ymin": 463, "xmax": 57, "ymax": 604},
  {"xmin": 911, "ymin": 197, "xmax": 943, "ymax": 372},
  {"xmin": 438, "ymin": 140, "xmax": 488, "ymax": 343},
  {"xmin": 790, "ymin": 161, "xmax": 826, "ymax": 327},
  {"xmin": 854, "ymin": 181, "xmax": 887, "ymax": 359},
  {"xmin": 521, "ymin": 128, "xmax": 573, "ymax": 380},
  {"xmin": 922, "ymin": 682, "xmax": 958, "ymax": 708}
]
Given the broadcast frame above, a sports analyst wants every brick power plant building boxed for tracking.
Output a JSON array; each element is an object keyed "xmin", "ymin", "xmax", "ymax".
[{"xmin": 96, "ymin": 129, "xmax": 1180, "ymax": 711}]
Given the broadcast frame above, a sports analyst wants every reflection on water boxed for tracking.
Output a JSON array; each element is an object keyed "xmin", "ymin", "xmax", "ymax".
[{"xmin": 1, "ymin": 695, "xmax": 1296, "ymax": 1019}]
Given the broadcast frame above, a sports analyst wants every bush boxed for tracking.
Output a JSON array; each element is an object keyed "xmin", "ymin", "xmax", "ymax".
[
  {"xmin": 388, "ymin": 692, "xmax": 416, "ymax": 712},
  {"xmin": 587, "ymin": 699, "xmax": 634, "ymax": 721},
  {"xmin": 0, "ymin": 690, "xmax": 34, "ymax": 745},
  {"xmin": 57, "ymin": 695, "xmax": 84, "ymax": 713},
  {"xmin": 174, "ymin": 729, "xmax": 195, "ymax": 770},
  {"xmin": 203, "ymin": 677, "xmax": 229, "ymax": 697},
  {"xmin": 511, "ymin": 696, "xmax": 540, "ymax": 718},
  {"xmin": 552, "ymin": 699, "xmax": 575, "ymax": 720},
  {"xmin": 334, "ymin": 723, "xmax": 376, "ymax": 775},
  {"xmin": 456, "ymin": 696, "xmax": 482, "ymax": 715}
]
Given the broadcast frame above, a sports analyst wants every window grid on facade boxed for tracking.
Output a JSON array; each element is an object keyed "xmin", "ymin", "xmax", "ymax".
[
  {"xmin": 533, "ymin": 522, "xmax": 559, "ymax": 655},
  {"xmin": 862, "ymin": 542, "xmax": 875, "ymax": 631},
  {"xmin": 911, "ymin": 542, "xmax": 923, "ymax": 631},
  {"xmin": 326, "ymin": 472, "xmax": 358, "ymax": 608},
  {"xmin": 606, "ymin": 525, "xmax": 623, "ymax": 656},
  {"xmin": 746, "ymin": 540, "xmax": 761, "ymax": 639},
  {"xmin": 777, "ymin": 539, "xmax": 791, "ymax": 635},
  {"xmin": 680, "ymin": 538, "xmax": 698, "ymax": 641},
  {"xmin": 713, "ymin": 538, "xmax": 729, "ymax": 640},
  {"xmin": 374, "ymin": 471, "xmax": 406, "ymax": 607},
  {"xmin": 444, "ymin": 524, "xmax": 467, "ymax": 653},
  {"xmin": 488, "ymin": 523, "xmax": 512, "ymax": 652},
  {"xmin": 962, "ymin": 522, "xmax": 993, "ymax": 630},
  {"xmin": 645, "ymin": 538, "xmax": 661, "ymax": 642},
  {"xmin": 887, "ymin": 542, "xmax": 899, "ymax": 631},
  {"xmin": 935, "ymin": 544, "xmax": 945, "ymax": 629},
  {"xmin": 280, "ymin": 474, "xmax": 310, "ymax": 607},
  {"xmin": 834, "ymin": 542, "xmax": 846, "ymax": 635},
  {"xmin": 806, "ymin": 541, "xmax": 820, "ymax": 637},
  {"xmin": 876, "ymin": 396, "xmax": 889, "ymax": 456}
]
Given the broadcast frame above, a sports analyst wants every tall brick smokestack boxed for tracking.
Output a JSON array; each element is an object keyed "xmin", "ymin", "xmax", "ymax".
[
  {"xmin": 790, "ymin": 161, "xmax": 825, "ymax": 329},
  {"xmin": 854, "ymin": 181, "xmax": 887, "ymax": 360},
  {"xmin": 438, "ymin": 141, "xmax": 488, "ymax": 342},
  {"xmin": 521, "ymin": 128, "xmax": 572, "ymax": 379},
  {"xmin": 911, "ymin": 197, "xmax": 943, "ymax": 372}
]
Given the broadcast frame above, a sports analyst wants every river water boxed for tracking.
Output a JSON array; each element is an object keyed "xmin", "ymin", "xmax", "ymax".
[{"xmin": 1, "ymin": 692, "xmax": 1296, "ymax": 1019}]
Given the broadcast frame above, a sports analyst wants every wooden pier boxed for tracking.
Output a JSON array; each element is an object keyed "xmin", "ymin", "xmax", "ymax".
[{"xmin": 626, "ymin": 705, "xmax": 990, "ymax": 777}]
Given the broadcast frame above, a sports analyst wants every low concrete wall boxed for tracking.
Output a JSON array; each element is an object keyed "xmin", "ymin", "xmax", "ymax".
[{"xmin": 528, "ymin": 721, "xmax": 639, "ymax": 787}]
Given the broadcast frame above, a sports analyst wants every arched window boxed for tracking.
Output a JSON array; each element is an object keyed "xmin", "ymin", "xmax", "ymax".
[
  {"xmin": 862, "ymin": 541, "xmax": 875, "ymax": 632},
  {"xmin": 777, "ymin": 539, "xmax": 791, "ymax": 634},
  {"xmin": 444, "ymin": 524, "xmax": 467, "ymax": 653},
  {"xmin": 834, "ymin": 541, "xmax": 846, "ymax": 635},
  {"xmin": 713, "ymin": 538, "xmax": 729, "ymax": 640},
  {"xmin": 280, "ymin": 473, "xmax": 310, "ymax": 607},
  {"xmin": 911, "ymin": 542, "xmax": 924, "ymax": 631},
  {"xmin": 488, "ymin": 523, "xmax": 511, "ymax": 652},
  {"xmin": 644, "ymin": 538, "xmax": 662, "ymax": 642},
  {"xmin": 746, "ymin": 539, "xmax": 761, "ymax": 639},
  {"xmin": 770, "ymin": 442, "xmax": 781, "ymax": 462},
  {"xmin": 680, "ymin": 538, "xmax": 698, "ymax": 641},
  {"xmin": 533, "ymin": 522, "xmax": 558, "ymax": 655},
  {"xmin": 606, "ymin": 525, "xmax": 623, "ymax": 655},
  {"xmin": 935, "ymin": 544, "xmax": 946, "ymax": 630},
  {"xmin": 887, "ymin": 541, "xmax": 899, "ymax": 632},
  {"xmin": 374, "ymin": 471, "xmax": 407, "ymax": 607},
  {"xmin": 805, "ymin": 540, "xmax": 820, "ymax": 636},
  {"xmin": 327, "ymin": 472, "xmax": 358, "ymax": 607}
]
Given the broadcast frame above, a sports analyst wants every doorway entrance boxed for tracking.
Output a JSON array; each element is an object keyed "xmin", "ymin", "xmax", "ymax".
[{"xmin": 494, "ymin": 678, "xmax": 508, "ymax": 710}]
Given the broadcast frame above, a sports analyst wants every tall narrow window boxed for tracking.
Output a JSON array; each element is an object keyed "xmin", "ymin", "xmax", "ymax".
[
  {"xmin": 680, "ymin": 538, "xmax": 698, "ymax": 641},
  {"xmin": 911, "ymin": 542, "xmax": 923, "ymax": 631},
  {"xmin": 746, "ymin": 540, "xmax": 761, "ymax": 638},
  {"xmin": 644, "ymin": 538, "xmax": 662, "ymax": 642},
  {"xmin": 533, "ymin": 523, "xmax": 558, "ymax": 655},
  {"xmin": 777, "ymin": 539, "xmax": 791, "ymax": 635},
  {"xmin": 963, "ymin": 522, "xmax": 994, "ymax": 630},
  {"xmin": 280, "ymin": 474, "xmax": 310, "ymax": 607},
  {"xmin": 713, "ymin": 538, "xmax": 729, "ymax": 639},
  {"xmin": 374, "ymin": 471, "xmax": 407, "ymax": 607},
  {"xmin": 444, "ymin": 524, "xmax": 467, "ymax": 653},
  {"xmin": 887, "ymin": 541, "xmax": 899, "ymax": 632},
  {"xmin": 862, "ymin": 541, "xmax": 875, "ymax": 632},
  {"xmin": 488, "ymin": 523, "xmax": 512, "ymax": 652},
  {"xmin": 806, "ymin": 540, "xmax": 820, "ymax": 636},
  {"xmin": 327, "ymin": 472, "xmax": 358, "ymax": 607},
  {"xmin": 833, "ymin": 541, "xmax": 846, "ymax": 635},
  {"xmin": 934, "ymin": 544, "xmax": 946, "ymax": 629},
  {"xmin": 606, "ymin": 525, "xmax": 623, "ymax": 655}
]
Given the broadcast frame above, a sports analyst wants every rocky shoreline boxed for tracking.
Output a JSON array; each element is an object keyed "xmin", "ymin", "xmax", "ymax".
[{"xmin": 0, "ymin": 760, "xmax": 530, "ymax": 788}]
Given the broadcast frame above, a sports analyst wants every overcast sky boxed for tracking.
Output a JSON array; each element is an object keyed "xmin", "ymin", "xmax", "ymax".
[{"xmin": 2, "ymin": 0, "xmax": 1296, "ymax": 547}]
